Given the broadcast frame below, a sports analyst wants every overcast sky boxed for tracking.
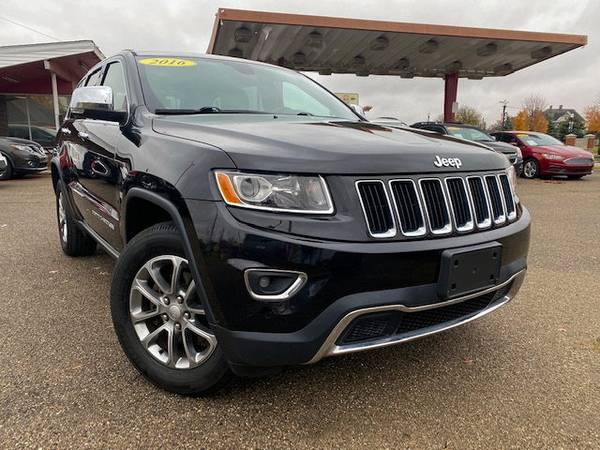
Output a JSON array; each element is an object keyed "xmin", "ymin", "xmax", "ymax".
[{"xmin": 1, "ymin": 0, "xmax": 597, "ymax": 125}]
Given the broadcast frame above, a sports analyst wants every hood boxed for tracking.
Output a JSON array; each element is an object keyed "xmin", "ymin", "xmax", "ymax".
[
  {"xmin": 535, "ymin": 144, "xmax": 593, "ymax": 158},
  {"xmin": 152, "ymin": 115, "xmax": 508, "ymax": 174},
  {"xmin": 0, "ymin": 136, "xmax": 40, "ymax": 147},
  {"xmin": 480, "ymin": 140, "xmax": 518, "ymax": 155}
]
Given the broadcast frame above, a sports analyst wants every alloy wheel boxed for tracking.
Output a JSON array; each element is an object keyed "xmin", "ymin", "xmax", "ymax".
[
  {"xmin": 58, "ymin": 193, "xmax": 68, "ymax": 243},
  {"xmin": 129, "ymin": 255, "xmax": 217, "ymax": 369},
  {"xmin": 523, "ymin": 160, "xmax": 537, "ymax": 178}
]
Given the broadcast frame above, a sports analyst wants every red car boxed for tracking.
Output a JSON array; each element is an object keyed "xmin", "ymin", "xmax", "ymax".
[{"xmin": 491, "ymin": 131, "xmax": 594, "ymax": 179}]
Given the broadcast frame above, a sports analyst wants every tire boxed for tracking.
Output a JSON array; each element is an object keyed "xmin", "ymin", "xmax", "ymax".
[
  {"xmin": 522, "ymin": 158, "xmax": 539, "ymax": 179},
  {"xmin": 56, "ymin": 182, "xmax": 97, "ymax": 256},
  {"xmin": 0, "ymin": 158, "xmax": 13, "ymax": 180},
  {"xmin": 110, "ymin": 222, "xmax": 231, "ymax": 395}
]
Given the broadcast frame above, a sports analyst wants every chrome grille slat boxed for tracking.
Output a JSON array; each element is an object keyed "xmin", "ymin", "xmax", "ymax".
[
  {"xmin": 355, "ymin": 180, "xmax": 396, "ymax": 238},
  {"xmin": 466, "ymin": 176, "xmax": 492, "ymax": 229},
  {"xmin": 498, "ymin": 174, "xmax": 516, "ymax": 220},
  {"xmin": 389, "ymin": 179, "xmax": 426, "ymax": 236},
  {"xmin": 419, "ymin": 179, "xmax": 452, "ymax": 235},
  {"xmin": 445, "ymin": 177, "xmax": 474, "ymax": 232},
  {"xmin": 357, "ymin": 172, "xmax": 517, "ymax": 239},
  {"xmin": 484, "ymin": 175, "xmax": 506, "ymax": 224}
]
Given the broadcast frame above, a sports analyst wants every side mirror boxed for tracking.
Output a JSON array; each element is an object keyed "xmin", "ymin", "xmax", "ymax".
[
  {"xmin": 349, "ymin": 103, "xmax": 366, "ymax": 119},
  {"xmin": 69, "ymin": 86, "xmax": 127, "ymax": 123}
]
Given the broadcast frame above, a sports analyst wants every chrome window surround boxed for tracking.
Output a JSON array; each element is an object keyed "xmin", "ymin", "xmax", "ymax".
[
  {"xmin": 484, "ymin": 175, "xmax": 507, "ymax": 225},
  {"xmin": 355, "ymin": 180, "xmax": 397, "ymax": 238},
  {"xmin": 306, "ymin": 269, "xmax": 526, "ymax": 364},
  {"xmin": 243, "ymin": 268, "xmax": 308, "ymax": 302},
  {"xmin": 388, "ymin": 178, "xmax": 427, "ymax": 237},
  {"xmin": 465, "ymin": 176, "xmax": 493, "ymax": 230},
  {"xmin": 444, "ymin": 176, "xmax": 475, "ymax": 232},
  {"xmin": 418, "ymin": 178, "xmax": 453, "ymax": 235}
]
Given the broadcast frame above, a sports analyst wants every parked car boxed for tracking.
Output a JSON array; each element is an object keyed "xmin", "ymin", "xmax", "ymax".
[
  {"xmin": 51, "ymin": 51, "xmax": 530, "ymax": 395},
  {"xmin": 370, "ymin": 117, "xmax": 408, "ymax": 127},
  {"xmin": 0, "ymin": 136, "xmax": 48, "ymax": 180},
  {"xmin": 8, "ymin": 124, "xmax": 57, "ymax": 154},
  {"xmin": 0, "ymin": 152, "xmax": 7, "ymax": 176},
  {"xmin": 491, "ymin": 131, "xmax": 594, "ymax": 179},
  {"xmin": 411, "ymin": 122, "xmax": 523, "ymax": 172}
]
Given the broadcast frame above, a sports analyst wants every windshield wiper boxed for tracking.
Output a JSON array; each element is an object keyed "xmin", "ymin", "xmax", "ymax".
[
  {"xmin": 154, "ymin": 107, "xmax": 222, "ymax": 115},
  {"xmin": 154, "ymin": 107, "xmax": 276, "ymax": 115}
]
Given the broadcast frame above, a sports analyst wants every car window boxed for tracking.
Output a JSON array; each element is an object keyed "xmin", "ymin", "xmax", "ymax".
[
  {"xmin": 494, "ymin": 133, "xmax": 511, "ymax": 143},
  {"xmin": 31, "ymin": 128, "xmax": 54, "ymax": 142},
  {"xmin": 516, "ymin": 133, "xmax": 562, "ymax": 146},
  {"xmin": 102, "ymin": 61, "xmax": 128, "ymax": 112},
  {"xmin": 9, "ymin": 127, "xmax": 27, "ymax": 139},
  {"xmin": 86, "ymin": 68, "xmax": 104, "ymax": 87},
  {"xmin": 136, "ymin": 56, "xmax": 356, "ymax": 120},
  {"xmin": 446, "ymin": 126, "xmax": 492, "ymax": 142}
]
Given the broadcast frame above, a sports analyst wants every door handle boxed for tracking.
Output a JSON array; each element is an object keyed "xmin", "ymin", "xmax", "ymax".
[
  {"xmin": 78, "ymin": 132, "xmax": 89, "ymax": 139},
  {"xmin": 91, "ymin": 160, "xmax": 109, "ymax": 176},
  {"xmin": 60, "ymin": 127, "xmax": 71, "ymax": 134}
]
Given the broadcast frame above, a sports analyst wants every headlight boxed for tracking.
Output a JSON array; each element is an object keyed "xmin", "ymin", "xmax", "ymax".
[
  {"xmin": 541, "ymin": 153, "xmax": 563, "ymax": 160},
  {"xmin": 506, "ymin": 166, "xmax": 519, "ymax": 204},
  {"xmin": 10, "ymin": 144, "xmax": 33, "ymax": 152},
  {"xmin": 515, "ymin": 147, "xmax": 522, "ymax": 159},
  {"xmin": 215, "ymin": 171, "xmax": 334, "ymax": 214}
]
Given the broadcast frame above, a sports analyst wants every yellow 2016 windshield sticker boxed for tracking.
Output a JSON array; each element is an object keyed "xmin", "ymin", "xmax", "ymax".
[{"xmin": 138, "ymin": 58, "xmax": 197, "ymax": 67}]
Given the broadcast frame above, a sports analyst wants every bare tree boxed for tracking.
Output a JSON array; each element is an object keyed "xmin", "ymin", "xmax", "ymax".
[
  {"xmin": 523, "ymin": 94, "xmax": 548, "ymax": 112},
  {"xmin": 522, "ymin": 94, "xmax": 547, "ymax": 129}
]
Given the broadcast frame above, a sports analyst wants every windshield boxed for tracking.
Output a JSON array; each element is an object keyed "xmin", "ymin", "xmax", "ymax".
[
  {"xmin": 446, "ymin": 126, "xmax": 492, "ymax": 142},
  {"xmin": 516, "ymin": 133, "xmax": 563, "ymax": 146},
  {"xmin": 136, "ymin": 56, "xmax": 357, "ymax": 120}
]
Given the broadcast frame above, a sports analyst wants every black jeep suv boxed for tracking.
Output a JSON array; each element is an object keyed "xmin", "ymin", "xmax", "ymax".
[{"xmin": 51, "ymin": 51, "xmax": 530, "ymax": 395}]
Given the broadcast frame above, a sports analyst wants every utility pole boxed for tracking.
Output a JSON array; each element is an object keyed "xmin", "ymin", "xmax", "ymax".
[{"xmin": 499, "ymin": 100, "xmax": 509, "ymax": 129}]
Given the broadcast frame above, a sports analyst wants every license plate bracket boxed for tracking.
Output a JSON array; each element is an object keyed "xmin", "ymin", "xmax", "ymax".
[{"xmin": 438, "ymin": 243, "xmax": 502, "ymax": 299}]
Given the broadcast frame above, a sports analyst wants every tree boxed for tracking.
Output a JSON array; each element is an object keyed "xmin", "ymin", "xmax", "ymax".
[
  {"xmin": 523, "ymin": 94, "xmax": 547, "ymax": 115},
  {"xmin": 512, "ymin": 110, "xmax": 527, "ymax": 130},
  {"xmin": 455, "ymin": 105, "xmax": 482, "ymax": 127},
  {"xmin": 511, "ymin": 108, "xmax": 548, "ymax": 133},
  {"xmin": 585, "ymin": 104, "xmax": 600, "ymax": 134}
]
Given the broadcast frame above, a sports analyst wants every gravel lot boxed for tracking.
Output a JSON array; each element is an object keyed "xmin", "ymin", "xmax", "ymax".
[{"xmin": 1, "ymin": 173, "xmax": 599, "ymax": 449}]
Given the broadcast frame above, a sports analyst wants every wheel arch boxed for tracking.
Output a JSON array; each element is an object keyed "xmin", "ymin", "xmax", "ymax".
[{"xmin": 122, "ymin": 188, "xmax": 220, "ymax": 325}]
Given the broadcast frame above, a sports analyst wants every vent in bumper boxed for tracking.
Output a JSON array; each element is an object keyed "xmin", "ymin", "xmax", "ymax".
[{"xmin": 337, "ymin": 282, "xmax": 512, "ymax": 346}]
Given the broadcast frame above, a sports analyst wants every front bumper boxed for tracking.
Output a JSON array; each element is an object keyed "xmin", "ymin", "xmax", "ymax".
[
  {"xmin": 187, "ymin": 200, "xmax": 531, "ymax": 368},
  {"xmin": 541, "ymin": 160, "xmax": 593, "ymax": 176},
  {"xmin": 13, "ymin": 153, "xmax": 48, "ymax": 173}
]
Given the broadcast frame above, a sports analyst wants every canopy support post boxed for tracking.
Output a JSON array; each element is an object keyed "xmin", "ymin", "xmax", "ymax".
[
  {"xmin": 50, "ymin": 70, "xmax": 60, "ymax": 131},
  {"xmin": 443, "ymin": 73, "xmax": 459, "ymax": 122}
]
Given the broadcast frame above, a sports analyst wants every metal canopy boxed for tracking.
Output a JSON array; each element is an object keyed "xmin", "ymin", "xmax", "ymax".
[
  {"xmin": 0, "ymin": 40, "xmax": 104, "ymax": 95},
  {"xmin": 0, "ymin": 40, "xmax": 104, "ymax": 131},
  {"xmin": 208, "ymin": 9, "xmax": 587, "ymax": 79}
]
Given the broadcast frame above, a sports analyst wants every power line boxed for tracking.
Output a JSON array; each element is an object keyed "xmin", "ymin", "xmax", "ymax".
[{"xmin": 0, "ymin": 15, "xmax": 61, "ymax": 41}]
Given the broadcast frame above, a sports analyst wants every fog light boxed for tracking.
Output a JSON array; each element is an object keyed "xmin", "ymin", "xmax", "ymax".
[{"xmin": 244, "ymin": 269, "xmax": 307, "ymax": 301}]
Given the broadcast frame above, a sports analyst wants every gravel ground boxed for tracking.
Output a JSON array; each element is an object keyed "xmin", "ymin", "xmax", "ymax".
[{"xmin": 0, "ymin": 173, "xmax": 599, "ymax": 449}]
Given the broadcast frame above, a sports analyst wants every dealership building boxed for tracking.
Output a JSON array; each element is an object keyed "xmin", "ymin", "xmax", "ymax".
[{"xmin": 0, "ymin": 40, "xmax": 103, "ymax": 139}]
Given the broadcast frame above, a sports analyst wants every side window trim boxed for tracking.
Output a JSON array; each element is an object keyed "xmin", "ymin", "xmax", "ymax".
[{"xmin": 100, "ymin": 59, "xmax": 130, "ymax": 120}]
